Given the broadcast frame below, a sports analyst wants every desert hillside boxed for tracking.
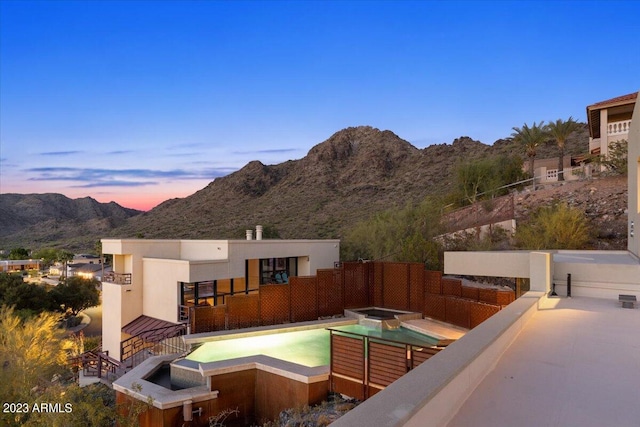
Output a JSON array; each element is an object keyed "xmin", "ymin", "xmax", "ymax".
[{"xmin": 2, "ymin": 123, "xmax": 623, "ymax": 253}]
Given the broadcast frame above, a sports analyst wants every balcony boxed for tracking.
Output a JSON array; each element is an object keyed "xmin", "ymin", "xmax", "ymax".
[
  {"xmin": 103, "ymin": 272, "xmax": 132, "ymax": 285},
  {"xmin": 608, "ymin": 119, "xmax": 632, "ymax": 136}
]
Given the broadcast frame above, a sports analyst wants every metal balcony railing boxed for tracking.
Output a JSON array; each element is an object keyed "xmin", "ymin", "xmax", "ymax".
[{"xmin": 103, "ymin": 272, "xmax": 132, "ymax": 285}]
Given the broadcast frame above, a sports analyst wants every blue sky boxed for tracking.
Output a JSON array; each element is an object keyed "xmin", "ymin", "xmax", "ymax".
[{"xmin": 1, "ymin": 0, "xmax": 639, "ymax": 210}]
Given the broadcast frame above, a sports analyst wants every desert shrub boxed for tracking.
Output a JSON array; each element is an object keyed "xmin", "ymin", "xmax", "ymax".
[
  {"xmin": 516, "ymin": 203, "xmax": 591, "ymax": 249},
  {"xmin": 599, "ymin": 139, "xmax": 628, "ymax": 175}
]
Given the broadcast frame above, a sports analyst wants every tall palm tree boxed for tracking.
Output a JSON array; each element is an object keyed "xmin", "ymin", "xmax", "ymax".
[
  {"xmin": 546, "ymin": 117, "xmax": 579, "ymax": 181},
  {"xmin": 511, "ymin": 121, "xmax": 547, "ymax": 189}
]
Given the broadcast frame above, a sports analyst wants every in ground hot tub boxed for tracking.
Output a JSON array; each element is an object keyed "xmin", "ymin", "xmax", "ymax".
[{"xmin": 345, "ymin": 307, "xmax": 422, "ymax": 330}]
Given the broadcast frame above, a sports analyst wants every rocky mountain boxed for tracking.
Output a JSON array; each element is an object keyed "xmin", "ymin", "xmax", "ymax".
[
  {"xmin": 0, "ymin": 194, "xmax": 141, "ymax": 251},
  {"xmin": 111, "ymin": 124, "xmax": 590, "ymax": 240},
  {"xmin": 110, "ymin": 127, "xmax": 494, "ymax": 240},
  {"xmin": 2, "ymin": 123, "xmax": 605, "ymax": 252}
]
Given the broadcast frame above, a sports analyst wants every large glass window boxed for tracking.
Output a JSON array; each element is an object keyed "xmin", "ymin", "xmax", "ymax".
[
  {"xmin": 259, "ymin": 257, "xmax": 298, "ymax": 284},
  {"xmin": 180, "ymin": 281, "xmax": 216, "ymax": 306}
]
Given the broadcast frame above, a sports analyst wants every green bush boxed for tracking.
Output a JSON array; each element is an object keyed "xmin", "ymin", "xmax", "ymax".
[{"xmin": 516, "ymin": 203, "xmax": 591, "ymax": 250}]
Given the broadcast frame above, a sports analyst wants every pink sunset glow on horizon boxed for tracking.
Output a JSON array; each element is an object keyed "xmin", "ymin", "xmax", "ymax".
[{"xmin": 1, "ymin": 177, "xmax": 214, "ymax": 212}]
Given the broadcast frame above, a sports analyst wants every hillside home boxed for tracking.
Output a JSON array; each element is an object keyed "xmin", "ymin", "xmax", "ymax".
[
  {"xmin": 531, "ymin": 155, "xmax": 590, "ymax": 183},
  {"xmin": 101, "ymin": 229, "xmax": 340, "ymax": 361},
  {"xmin": 587, "ymin": 91, "xmax": 637, "ymax": 159}
]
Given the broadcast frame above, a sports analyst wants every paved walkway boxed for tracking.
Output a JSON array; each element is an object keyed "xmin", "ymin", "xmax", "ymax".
[{"xmin": 448, "ymin": 296, "xmax": 640, "ymax": 427}]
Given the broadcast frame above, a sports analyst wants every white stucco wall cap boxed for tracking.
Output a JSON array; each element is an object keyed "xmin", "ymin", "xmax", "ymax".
[
  {"xmin": 196, "ymin": 355, "xmax": 330, "ymax": 384},
  {"xmin": 113, "ymin": 355, "xmax": 218, "ymax": 410}
]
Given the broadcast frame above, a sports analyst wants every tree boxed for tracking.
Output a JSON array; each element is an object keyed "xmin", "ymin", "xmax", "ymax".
[
  {"xmin": 51, "ymin": 276, "xmax": 100, "ymax": 316},
  {"xmin": 33, "ymin": 248, "xmax": 62, "ymax": 268},
  {"xmin": 3, "ymin": 282, "xmax": 57, "ymax": 316},
  {"xmin": 8, "ymin": 247, "xmax": 30, "ymax": 260},
  {"xmin": 599, "ymin": 139, "xmax": 628, "ymax": 175},
  {"xmin": 0, "ymin": 306, "xmax": 72, "ymax": 426},
  {"xmin": 511, "ymin": 121, "xmax": 547, "ymax": 188},
  {"xmin": 0, "ymin": 273, "xmax": 57, "ymax": 316},
  {"xmin": 0, "ymin": 307, "xmax": 120, "ymax": 427},
  {"xmin": 453, "ymin": 155, "xmax": 525, "ymax": 206},
  {"xmin": 515, "ymin": 203, "xmax": 591, "ymax": 250},
  {"xmin": 546, "ymin": 117, "xmax": 580, "ymax": 181},
  {"xmin": 0, "ymin": 272, "xmax": 25, "ymax": 302},
  {"xmin": 57, "ymin": 250, "xmax": 75, "ymax": 279},
  {"xmin": 341, "ymin": 198, "xmax": 444, "ymax": 269},
  {"xmin": 23, "ymin": 383, "xmax": 116, "ymax": 427}
]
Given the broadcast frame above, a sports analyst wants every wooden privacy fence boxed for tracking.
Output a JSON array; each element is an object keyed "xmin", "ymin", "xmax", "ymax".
[
  {"xmin": 189, "ymin": 261, "xmax": 515, "ymax": 334},
  {"xmin": 424, "ymin": 276, "xmax": 515, "ymax": 329},
  {"xmin": 329, "ymin": 328, "xmax": 447, "ymax": 400}
]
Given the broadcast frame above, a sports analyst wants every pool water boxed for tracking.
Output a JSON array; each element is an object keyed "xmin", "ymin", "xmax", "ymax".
[
  {"xmin": 186, "ymin": 328, "xmax": 331, "ymax": 367},
  {"xmin": 186, "ymin": 324, "xmax": 438, "ymax": 368},
  {"xmin": 332, "ymin": 324, "xmax": 440, "ymax": 347}
]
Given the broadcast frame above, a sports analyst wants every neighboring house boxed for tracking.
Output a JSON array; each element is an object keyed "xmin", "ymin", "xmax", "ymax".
[
  {"xmin": 101, "ymin": 229, "xmax": 340, "ymax": 360},
  {"xmin": 0, "ymin": 259, "xmax": 41, "ymax": 273},
  {"xmin": 586, "ymin": 91, "xmax": 637, "ymax": 159},
  {"xmin": 72, "ymin": 253, "xmax": 102, "ymax": 264},
  {"xmin": 531, "ymin": 155, "xmax": 590, "ymax": 183},
  {"xmin": 527, "ymin": 91, "xmax": 636, "ymax": 183}
]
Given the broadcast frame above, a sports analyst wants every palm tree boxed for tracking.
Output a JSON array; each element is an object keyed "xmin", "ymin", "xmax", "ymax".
[
  {"xmin": 511, "ymin": 121, "xmax": 547, "ymax": 189},
  {"xmin": 546, "ymin": 117, "xmax": 579, "ymax": 181}
]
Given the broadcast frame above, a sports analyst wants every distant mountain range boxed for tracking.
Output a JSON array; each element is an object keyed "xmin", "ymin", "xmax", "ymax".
[
  {"xmin": 0, "ymin": 125, "xmax": 590, "ymax": 252},
  {"xmin": 0, "ymin": 194, "xmax": 141, "ymax": 251}
]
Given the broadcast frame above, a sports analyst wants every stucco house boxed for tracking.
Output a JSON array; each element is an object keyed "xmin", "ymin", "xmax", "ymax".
[
  {"xmin": 530, "ymin": 92, "xmax": 636, "ymax": 184},
  {"xmin": 587, "ymin": 91, "xmax": 637, "ymax": 159},
  {"xmin": 101, "ymin": 230, "xmax": 340, "ymax": 361},
  {"xmin": 0, "ymin": 259, "xmax": 41, "ymax": 273}
]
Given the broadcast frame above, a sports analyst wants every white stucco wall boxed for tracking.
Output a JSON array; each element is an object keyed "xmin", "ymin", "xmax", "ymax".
[
  {"xmin": 444, "ymin": 251, "xmax": 531, "ymax": 278},
  {"xmin": 444, "ymin": 251, "xmax": 552, "ymax": 293},
  {"xmin": 101, "ymin": 283, "xmax": 125, "ymax": 360},
  {"xmin": 178, "ymin": 240, "xmax": 229, "ymax": 260},
  {"xmin": 628, "ymin": 92, "xmax": 639, "ymax": 257},
  {"xmin": 141, "ymin": 258, "xmax": 231, "ymax": 323}
]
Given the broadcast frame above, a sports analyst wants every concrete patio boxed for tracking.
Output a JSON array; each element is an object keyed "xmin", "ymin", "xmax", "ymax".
[{"xmin": 448, "ymin": 295, "xmax": 640, "ymax": 427}]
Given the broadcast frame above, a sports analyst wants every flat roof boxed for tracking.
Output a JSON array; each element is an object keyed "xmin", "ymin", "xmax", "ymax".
[
  {"xmin": 553, "ymin": 251, "xmax": 640, "ymax": 265},
  {"xmin": 448, "ymin": 296, "xmax": 640, "ymax": 427}
]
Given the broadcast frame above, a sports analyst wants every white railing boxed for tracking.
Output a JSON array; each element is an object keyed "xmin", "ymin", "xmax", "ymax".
[{"xmin": 608, "ymin": 120, "xmax": 632, "ymax": 135}]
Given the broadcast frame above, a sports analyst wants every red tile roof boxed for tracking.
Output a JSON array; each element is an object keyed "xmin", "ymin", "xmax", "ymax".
[{"xmin": 587, "ymin": 92, "xmax": 638, "ymax": 109}]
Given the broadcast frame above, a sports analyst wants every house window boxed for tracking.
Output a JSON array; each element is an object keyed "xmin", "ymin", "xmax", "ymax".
[
  {"xmin": 259, "ymin": 257, "xmax": 298, "ymax": 284},
  {"xmin": 180, "ymin": 281, "xmax": 216, "ymax": 306}
]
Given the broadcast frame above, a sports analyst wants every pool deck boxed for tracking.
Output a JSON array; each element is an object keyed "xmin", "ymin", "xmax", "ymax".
[
  {"xmin": 401, "ymin": 318, "xmax": 467, "ymax": 341},
  {"xmin": 447, "ymin": 296, "xmax": 640, "ymax": 427}
]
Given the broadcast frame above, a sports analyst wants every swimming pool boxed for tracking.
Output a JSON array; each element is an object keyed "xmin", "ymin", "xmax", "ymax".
[
  {"xmin": 186, "ymin": 328, "xmax": 332, "ymax": 367},
  {"xmin": 185, "ymin": 322, "xmax": 438, "ymax": 368}
]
